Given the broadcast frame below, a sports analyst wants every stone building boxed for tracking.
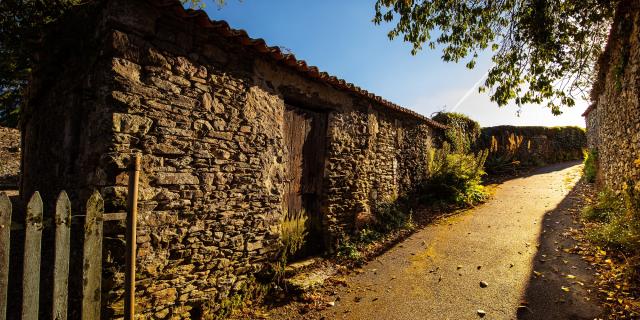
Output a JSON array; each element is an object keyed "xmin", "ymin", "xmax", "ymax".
[
  {"xmin": 20, "ymin": 0, "xmax": 445, "ymax": 317},
  {"xmin": 584, "ymin": 0, "xmax": 640, "ymax": 190}
]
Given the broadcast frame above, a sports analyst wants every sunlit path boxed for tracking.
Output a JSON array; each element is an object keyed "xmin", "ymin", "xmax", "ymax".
[{"xmin": 318, "ymin": 162, "xmax": 601, "ymax": 320}]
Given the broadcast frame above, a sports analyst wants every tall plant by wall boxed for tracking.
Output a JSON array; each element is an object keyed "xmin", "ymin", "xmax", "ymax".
[
  {"xmin": 273, "ymin": 209, "xmax": 308, "ymax": 283},
  {"xmin": 583, "ymin": 149, "xmax": 598, "ymax": 183},
  {"xmin": 418, "ymin": 113, "xmax": 488, "ymax": 207}
]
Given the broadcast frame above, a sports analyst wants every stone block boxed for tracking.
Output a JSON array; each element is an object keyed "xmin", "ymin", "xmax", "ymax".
[
  {"xmin": 155, "ymin": 172, "xmax": 199, "ymax": 185},
  {"xmin": 113, "ymin": 113, "xmax": 153, "ymax": 135}
]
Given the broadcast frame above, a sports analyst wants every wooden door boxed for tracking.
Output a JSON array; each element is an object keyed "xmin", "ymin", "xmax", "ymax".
[{"xmin": 283, "ymin": 104, "xmax": 327, "ymax": 255}]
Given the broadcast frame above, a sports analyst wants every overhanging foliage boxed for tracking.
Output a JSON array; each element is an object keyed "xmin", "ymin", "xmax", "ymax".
[{"xmin": 374, "ymin": 0, "xmax": 618, "ymax": 114}]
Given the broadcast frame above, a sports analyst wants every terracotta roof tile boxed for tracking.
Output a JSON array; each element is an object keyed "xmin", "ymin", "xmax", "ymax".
[
  {"xmin": 582, "ymin": 103, "xmax": 596, "ymax": 117},
  {"xmin": 150, "ymin": 0, "xmax": 446, "ymax": 129}
]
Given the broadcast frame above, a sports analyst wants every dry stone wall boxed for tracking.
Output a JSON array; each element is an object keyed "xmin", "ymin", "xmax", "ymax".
[
  {"xmin": 0, "ymin": 126, "xmax": 20, "ymax": 190},
  {"xmin": 478, "ymin": 126, "xmax": 586, "ymax": 170},
  {"xmin": 20, "ymin": 0, "xmax": 443, "ymax": 318},
  {"xmin": 586, "ymin": 0, "xmax": 640, "ymax": 190}
]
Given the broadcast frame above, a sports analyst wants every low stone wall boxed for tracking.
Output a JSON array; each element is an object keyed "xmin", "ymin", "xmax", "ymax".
[
  {"xmin": 477, "ymin": 126, "xmax": 586, "ymax": 172},
  {"xmin": 0, "ymin": 126, "xmax": 19, "ymax": 190},
  {"xmin": 585, "ymin": 0, "xmax": 640, "ymax": 190},
  {"xmin": 20, "ymin": 0, "xmax": 444, "ymax": 317}
]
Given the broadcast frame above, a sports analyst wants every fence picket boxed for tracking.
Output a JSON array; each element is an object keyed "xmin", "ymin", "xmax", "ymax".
[
  {"xmin": 0, "ymin": 193, "xmax": 11, "ymax": 320},
  {"xmin": 81, "ymin": 191, "xmax": 103, "ymax": 320},
  {"xmin": 22, "ymin": 192, "xmax": 43, "ymax": 320},
  {"xmin": 53, "ymin": 191, "xmax": 71, "ymax": 320}
]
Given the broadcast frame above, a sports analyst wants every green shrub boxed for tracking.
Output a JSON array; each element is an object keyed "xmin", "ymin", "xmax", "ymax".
[
  {"xmin": 421, "ymin": 143, "xmax": 489, "ymax": 206},
  {"xmin": 583, "ymin": 149, "xmax": 598, "ymax": 183},
  {"xmin": 432, "ymin": 112, "xmax": 481, "ymax": 154},
  {"xmin": 373, "ymin": 201, "xmax": 409, "ymax": 232},
  {"xmin": 337, "ymin": 240, "xmax": 362, "ymax": 261},
  {"xmin": 356, "ymin": 228, "xmax": 383, "ymax": 244}
]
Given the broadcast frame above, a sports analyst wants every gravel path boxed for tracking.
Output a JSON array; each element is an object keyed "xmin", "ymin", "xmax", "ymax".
[{"xmin": 318, "ymin": 161, "xmax": 601, "ymax": 320}]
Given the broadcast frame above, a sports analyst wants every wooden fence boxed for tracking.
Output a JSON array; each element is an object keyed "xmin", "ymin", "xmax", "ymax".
[{"xmin": 0, "ymin": 191, "xmax": 104, "ymax": 320}]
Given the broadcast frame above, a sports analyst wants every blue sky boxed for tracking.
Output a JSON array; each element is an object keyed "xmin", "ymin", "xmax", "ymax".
[{"xmin": 202, "ymin": 0, "xmax": 588, "ymax": 127}]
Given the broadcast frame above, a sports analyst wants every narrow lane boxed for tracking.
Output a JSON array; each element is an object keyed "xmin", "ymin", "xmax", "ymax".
[{"xmin": 320, "ymin": 162, "xmax": 601, "ymax": 320}]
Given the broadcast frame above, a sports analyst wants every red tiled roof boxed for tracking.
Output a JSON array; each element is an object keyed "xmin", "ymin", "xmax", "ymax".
[
  {"xmin": 581, "ymin": 104, "xmax": 596, "ymax": 117},
  {"xmin": 150, "ymin": 0, "xmax": 447, "ymax": 129}
]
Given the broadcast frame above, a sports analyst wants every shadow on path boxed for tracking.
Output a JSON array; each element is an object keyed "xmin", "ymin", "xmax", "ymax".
[{"xmin": 517, "ymin": 179, "xmax": 601, "ymax": 319}]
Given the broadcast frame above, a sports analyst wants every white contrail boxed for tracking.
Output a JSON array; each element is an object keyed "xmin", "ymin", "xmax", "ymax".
[{"xmin": 449, "ymin": 70, "xmax": 489, "ymax": 113}]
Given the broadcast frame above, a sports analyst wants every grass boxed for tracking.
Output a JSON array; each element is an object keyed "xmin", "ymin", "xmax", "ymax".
[
  {"xmin": 583, "ymin": 149, "xmax": 597, "ymax": 183},
  {"xmin": 582, "ymin": 189, "xmax": 622, "ymax": 222},
  {"xmin": 581, "ymin": 181, "xmax": 640, "ymax": 317},
  {"xmin": 273, "ymin": 209, "xmax": 308, "ymax": 284},
  {"xmin": 583, "ymin": 185, "xmax": 640, "ymax": 255}
]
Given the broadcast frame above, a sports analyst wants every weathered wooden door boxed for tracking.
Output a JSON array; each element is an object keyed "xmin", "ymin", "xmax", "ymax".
[{"xmin": 283, "ymin": 104, "xmax": 327, "ymax": 255}]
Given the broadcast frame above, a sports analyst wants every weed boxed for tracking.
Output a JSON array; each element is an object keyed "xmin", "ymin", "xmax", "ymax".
[
  {"xmin": 209, "ymin": 276, "xmax": 271, "ymax": 319},
  {"xmin": 373, "ymin": 201, "xmax": 408, "ymax": 232},
  {"xmin": 280, "ymin": 209, "xmax": 308, "ymax": 258},
  {"xmin": 215, "ymin": 294, "xmax": 244, "ymax": 319},
  {"xmin": 273, "ymin": 209, "xmax": 308, "ymax": 284},
  {"xmin": 583, "ymin": 189, "xmax": 623, "ymax": 222},
  {"xmin": 337, "ymin": 240, "xmax": 362, "ymax": 261},
  {"xmin": 356, "ymin": 228, "xmax": 383, "ymax": 244}
]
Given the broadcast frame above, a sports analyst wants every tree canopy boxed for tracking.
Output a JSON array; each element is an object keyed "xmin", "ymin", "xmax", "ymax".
[
  {"xmin": 0, "ymin": 0, "xmax": 84, "ymax": 127},
  {"xmin": 374, "ymin": 0, "xmax": 618, "ymax": 114}
]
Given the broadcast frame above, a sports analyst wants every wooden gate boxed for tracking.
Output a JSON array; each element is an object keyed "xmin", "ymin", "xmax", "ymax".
[
  {"xmin": 0, "ymin": 191, "xmax": 103, "ymax": 320},
  {"xmin": 283, "ymin": 104, "xmax": 328, "ymax": 254}
]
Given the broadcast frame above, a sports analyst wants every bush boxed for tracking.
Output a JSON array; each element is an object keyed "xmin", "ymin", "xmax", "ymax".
[
  {"xmin": 432, "ymin": 112, "xmax": 481, "ymax": 154},
  {"xmin": 373, "ymin": 201, "xmax": 410, "ymax": 232},
  {"xmin": 583, "ymin": 149, "xmax": 598, "ymax": 183},
  {"xmin": 337, "ymin": 240, "xmax": 362, "ymax": 261},
  {"xmin": 421, "ymin": 143, "xmax": 489, "ymax": 206}
]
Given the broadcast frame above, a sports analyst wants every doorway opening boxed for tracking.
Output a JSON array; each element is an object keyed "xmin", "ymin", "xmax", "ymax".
[{"xmin": 282, "ymin": 103, "xmax": 328, "ymax": 258}]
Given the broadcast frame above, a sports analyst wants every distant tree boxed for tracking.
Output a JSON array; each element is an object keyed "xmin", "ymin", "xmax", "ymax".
[
  {"xmin": 374, "ymin": 0, "xmax": 620, "ymax": 114},
  {"xmin": 0, "ymin": 0, "xmax": 83, "ymax": 127},
  {"xmin": 0, "ymin": 0, "xmax": 218, "ymax": 128}
]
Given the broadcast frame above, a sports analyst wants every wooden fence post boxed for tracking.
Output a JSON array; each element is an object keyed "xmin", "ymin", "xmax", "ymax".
[
  {"xmin": 0, "ymin": 193, "xmax": 10, "ymax": 320},
  {"xmin": 53, "ymin": 191, "xmax": 71, "ymax": 320},
  {"xmin": 125, "ymin": 153, "xmax": 141, "ymax": 320},
  {"xmin": 22, "ymin": 192, "xmax": 43, "ymax": 320},
  {"xmin": 82, "ymin": 191, "xmax": 103, "ymax": 320}
]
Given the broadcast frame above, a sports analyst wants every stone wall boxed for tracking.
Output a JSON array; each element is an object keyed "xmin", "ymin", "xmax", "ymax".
[
  {"xmin": 585, "ymin": 0, "xmax": 640, "ymax": 190},
  {"xmin": 0, "ymin": 126, "xmax": 20, "ymax": 190},
  {"xmin": 21, "ymin": 0, "xmax": 443, "ymax": 318},
  {"xmin": 477, "ymin": 126, "xmax": 586, "ymax": 172}
]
